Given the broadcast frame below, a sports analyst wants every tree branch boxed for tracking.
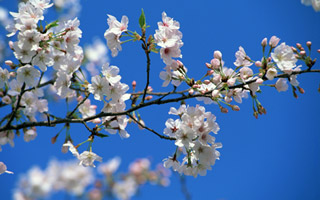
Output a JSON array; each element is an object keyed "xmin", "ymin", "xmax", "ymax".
[{"xmin": 127, "ymin": 113, "xmax": 175, "ymax": 140}]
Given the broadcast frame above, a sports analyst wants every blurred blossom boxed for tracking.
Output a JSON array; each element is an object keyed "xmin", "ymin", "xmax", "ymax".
[
  {"xmin": 301, "ymin": 0, "xmax": 320, "ymax": 11},
  {"xmin": 85, "ymin": 38, "xmax": 109, "ymax": 76},
  {"xmin": 98, "ymin": 156, "xmax": 121, "ymax": 175},
  {"xmin": 53, "ymin": 0, "xmax": 81, "ymax": 20}
]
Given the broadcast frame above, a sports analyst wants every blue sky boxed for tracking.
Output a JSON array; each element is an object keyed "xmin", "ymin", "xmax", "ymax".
[{"xmin": 1, "ymin": 0, "xmax": 320, "ymax": 199}]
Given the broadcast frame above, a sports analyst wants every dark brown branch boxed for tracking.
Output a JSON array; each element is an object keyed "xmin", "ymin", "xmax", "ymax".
[
  {"xmin": 141, "ymin": 37, "xmax": 151, "ymax": 104},
  {"xmin": 127, "ymin": 113, "xmax": 176, "ymax": 141},
  {"xmin": 67, "ymin": 92, "xmax": 90, "ymax": 118},
  {"xmin": 4, "ymin": 83, "xmax": 25, "ymax": 129},
  {"xmin": 1, "ymin": 69, "xmax": 319, "ymax": 132}
]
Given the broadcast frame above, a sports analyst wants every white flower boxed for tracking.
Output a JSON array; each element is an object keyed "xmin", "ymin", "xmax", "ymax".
[
  {"xmin": 102, "ymin": 63, "xmax": 121, "ymax": 85},
  {"xmin": 312, "ymin": 0, "xmax": 320, "ymax": 11},
  {"xmin": 54, "ymin": 71, "xmax": 75, "ymax": 98},
  {"xmin": 98, "ymin": 157, "xmax": 121, "ymax": 175},
  {"xmin": 24, "ymin": 128, "xmax": 37, "ymax": 142},
  {"xmin": 13, "ymin": 42, "xmax": 36, "ymax": 64},
  {"xmin": 79, "ymin": 99, "xmax": 96, "ymax": 119},
  {"xmin": 0, "ymin": 162, "xmax": 13, "ymax": 175},
  {"xmin": 269, "ymin": 36, "xmax": 280, "ymax": 48},
  {"xmin": 0, "ymin": 67, "xmax": 10, "ymax": 88},
  {"xmin": 78, "ymin": 151, "xmax": 102, "ymax": 167},
  {"xmin": 234, "ymin": 46, "xmax": 252, "ymax": 67},
  {"xmin": 266, "ymin": 67, "xmax": 278, "ymax": 80},
  {"xmin": 275, "ymin": 78, "xmax": 288, "ymax": 92},
  {"xmin": 271, "ymin": 43, "xmax": 297, "ymax": 73},
  {"xmin": 104, "ymin": 15, "xmax": 128, "ymax": 57},
  {"xmin": 88, "ymin": 75, "xmax": 109, "ymax": 101},
  {"xmin": 17, "ymin": 64, "xmax": 41, "ymax": 87},
  {"xmin": 63, "ymin": 141, "xmax": 80, "ymax": 158}
]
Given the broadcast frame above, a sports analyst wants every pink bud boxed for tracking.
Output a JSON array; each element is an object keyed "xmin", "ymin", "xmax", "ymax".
[
  {"xmin": 255, "ymin": 61, "xmax": 262, "ymax": 67},
  {"xmin": 317, "ymin": 49, "xmax": 320, "ymax": 54},
  {"xmin": 203, "ymin": 80, "xmax": 211, "ymax": 85},
  {"xmin": 77, "ymin": 96, "xmax": 83, "ymax": 102},
  {"xmin": 5, "ymin": 60, "xmax": 13, "ymax": 66},
  {"xmin": 261, "ymin": 37, "xmax": 267, "ymax": 47},
  {"xmin": 256, "ymin": 78, "xmax": 264, "ymax": 84},
  {"xmin": 291, "ymin": 47, "xmax": 297, "ymax": 52},
  {"xmin": 147, "ymin": 86, "xmax": 153, "ymax": 92},
  {"xmin": 177, "ymin": 60, "xmax": 184, "ymax": 67},
  {"xmin": 145, "ymin": 96, "xmax": 153, "ymax": 100},
  {"xmin": 188, "ymin": 89, "xmax": 194, "ymax": 95},
  {"xmin": 205, "ymin": 62, "xmax": 212, "ymax": 69},
  {"xmin": 9, "ymin": 72, "xmax": 16, "ymax": 78},
  {"xmin": 212, "ymin": 90, "xmax": 220, "ymax": 98},
  {"xmin": 211, "ymin": 58, "xmax": 220, "ymax": 69},
  {"xmin": 269, "ymin": 36, "xmax": 280, "ymax": 47},
  {"xmin": 132, "ymin": 80, "xmax": 136, "ymax": 90},
  {"xmin": 232, "ymin": 105, "xmax": 240, "ymax": 111},
  {"xmin": 92, "ymin": 118, "xmax": 101, "ymax": 124},
  {"xmin": 296, "ymin": 43, "xmax": 302, "ymax": 49},
  {"xmin": 206, "ymin": 70, "xmax": 214, "ymax": 76},
  {"xmin": 306, "ymin": 41, "xmax": 312, "ymax": 47},
  {"xmin": 213, "ymin": 50, "xmax": 222, "ymax": 60},
  {"xmin": 300, "ymin": 51, "xmax": 306, "ymax": 56},
  {"xmin": 8, "ymin": 41, "xmax": 13, "ymax": 49},
  {"xmin": 220, "ymin": 107, "xmax": 228, "ymax": 113}
]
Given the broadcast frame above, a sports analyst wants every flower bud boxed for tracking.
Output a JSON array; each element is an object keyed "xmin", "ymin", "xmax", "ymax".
[
  {"xmin": 92, "ymin": 118, "xmax": 101, "ymax": 124},
  {"xmin": 9, "ymin": 72, "xmax": 16, "ymax": 78},
  {"xmin": 147, "ymin": 86, "xmax": 153, "ymax": 92},
  {"xmin": 132, "ymin": 80, "xmax": 137, "ymax": 90},
  {"xmin": 205, "ymin": 62, "xmax": 212, "ymax": 69},
  {"xmin": 212, "ymin": 90, "xmax": 220, "ymax": 98},
  {"xmin": 296, "ymin": 43, "xmax": 302, "ymax": 50},
  {"xmin": 177, "ymin": 60, "xmax": 184, "ymax": 68},
  {"xmin": 211, "ymin": 58, "xmax": 220, "ymax": 69},
  {"xmin": 145, "ymin": 95, "xmax": 153, "ymax": 100},
  {"xmin": 300, "ymin": 51, "xmax": 306, "ymax": 56},
  {"xmin": 306, "ymin": 41, "xmax": 312, "ymax": 48},
  {"xmin": 297, "ymin": 86, "xmax": 305, "ymax": 94},
  {"xmin": 232, "ymin": 105, "xmax": 240, "ymax": 111},
  {"xmin": 256, "ymin": 78, "xmax": 264, "ymax": 84},
  {"xmin": 203, "ymin": 80, "xmax": 211, "ymax": 85},
  {"xmin": 206, "ymin": 70, "xmax": 214, "ymax": 76},
  {"xmin": 291, "ymin": 47, "xmax": 297, "ymax": 52},
  {"xmin": 269, "ymin": 36, "xmax": 280, "ymax": 47},
  {"xmin": 255, "ymin": 61, "xmax": 262, "ymax": 67},
  {"xmin": 8, "ymin": 41, "xmax": 13, "ymax": 49},
  {"xmin": 77, "ymin": 95, "xmax": 83, "ymax": 102},
  {"xmin": 2, "ymin": 96, "xmax": 11, "ymax": 105},
  {"xmin": 266, "ymin": 68, "xmax": 277, "ymax": 80},
  {"xmin": 5, "ymin": 60, "xmax": 13, "ymax": 66},
  {"xmin": 220, "ymin": 107, "xmax": 228, "ymax": 113},
  {"xmin": 317, "ymin": 49, "xmax": 320, "ymax": 54},
  {"xmin": 188, "ymin": 88, "xmax": 194, "ymax": 95},
  {"xmin": 213, "ymin": 50, "xmax": 222, "ymax": 60},
  {"xmin": 261, "ymin": 37, "xmax": 267, "ymax": 47},
  {"xmin": 0, "ymin": 92, "xmax": 3, "ymax": 97},
  {"xmin": 138, "ymin": 119, "xmax": 145, "ymax": 130}
]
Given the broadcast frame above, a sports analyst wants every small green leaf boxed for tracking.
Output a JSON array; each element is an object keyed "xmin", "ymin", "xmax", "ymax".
[
  {"xmin": 45, "ymin": 20, "xmax": 59, "ymax": 31},
  {"xmin": 139, "ymin": 9, "xmax": 146, "ymax": 28},
  {"xmin": 95, "ymin": 133, "xmax": 109, "ymax": 138}
]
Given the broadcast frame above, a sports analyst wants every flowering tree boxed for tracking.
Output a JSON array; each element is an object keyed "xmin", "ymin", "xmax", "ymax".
[{"xmin": 0, "ymin": 0, "xmax": 320, "ymax": 200}]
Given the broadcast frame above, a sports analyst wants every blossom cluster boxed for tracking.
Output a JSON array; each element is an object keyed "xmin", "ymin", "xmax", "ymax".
[
  {"xmin": 13, "ymin": 157, "xmax": 170, "ymax": 200},
  {"xmin": 88, "ymin": 62, "xmax": 131, "ymax": 138},
  {"xmin": 163, "ymin": 104, "xmax": 222, "ymax": 177}
]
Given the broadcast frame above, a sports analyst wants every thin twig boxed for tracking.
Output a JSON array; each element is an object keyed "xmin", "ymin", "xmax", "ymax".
[
  {"xmin": 67, "ymin": 93, "xmax": 90, "ymax": 118},
  {"xmin": 141, "ymin": 38, "xmax": 151, "ymax": 104},
  {"xmin": 127, "ymin": 113, "xmax": 176, "ymax": 141},
  {"xmin": 4, "ymin": 83, "xmax": 25, "ymax": 129}
]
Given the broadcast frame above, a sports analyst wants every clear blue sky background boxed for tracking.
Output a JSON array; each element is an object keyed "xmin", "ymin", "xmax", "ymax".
[{"xmin": 1, "ymin": 0, "xmax": 320, "ymax": 199}]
